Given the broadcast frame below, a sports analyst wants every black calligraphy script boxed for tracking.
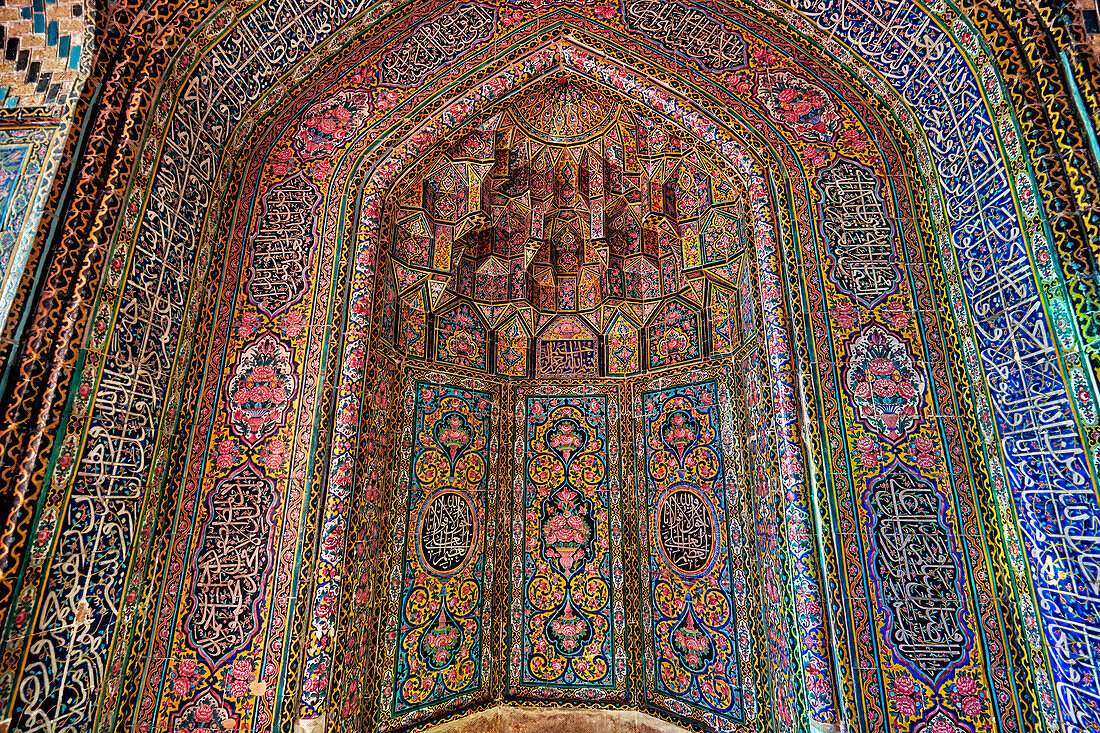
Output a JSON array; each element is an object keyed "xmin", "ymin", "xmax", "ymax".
[
  {"xmin": 379, "ymin": 5, "xmax": 496, "ymax": 88},
  {"xmin": 420, "ymin": 491, "xmax": 475, "ymax": 574},
  {"xmin": 623, "ymin": 0, "xmax": 745, "ymax": 71},
  {"xmin": 817, "ymin": 160, "xmax": 898, "ymax": 304},
  {"xmin": 536, "ymin": 339, "xmax": 598, "ymax": 378},
  {"xmin": 187, "ymin": 467, "xmax": 275, "ymax": 664},
  {"xmin": 247, "ymin": 175, "xmax": 319, "ymax": 315},
  {"xmin": 869, "ymin": 467, "xmax": 967, "ymax": 679},
  {"xmin": 659, "ymin": 489, "xmax": 714, "ymax": 574}
]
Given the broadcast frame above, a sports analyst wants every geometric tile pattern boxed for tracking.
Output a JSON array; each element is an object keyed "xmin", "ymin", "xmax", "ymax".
[{"xmin": 0, "ymin": 0, "xmax": 87, "ymax": 110}]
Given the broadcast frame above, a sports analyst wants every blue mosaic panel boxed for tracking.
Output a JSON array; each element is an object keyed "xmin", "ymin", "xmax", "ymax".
[{"xmin": 790, "ymin": 2, "xmax": 1093, "ymax": 725}]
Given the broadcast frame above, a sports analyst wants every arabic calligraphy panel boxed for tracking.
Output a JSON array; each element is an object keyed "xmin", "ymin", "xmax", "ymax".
[
  {"xmin": 245, "ymin": 172, "xmax": 319, "ymax": 315},
  {"xmin": 622, "ymin": 0, "xmax": 746, "ymax": 72},
  {"xmin": 184, "ymin": 464, "xmax": 277, "ymax": 666},
  {"xmin": 658, "ymin": 489, "xmax": 715, "ymax": 575},
  {"xmin": 391, "ymin": 382, "xmax": 492, "ymax": 716},
  {"xmin": 378, "ymin": 4, "xmax": 496, "ymax": 88},
  {"xmin": 816, "ymin": 159, "xmax": 899, "ymax": 305},
  {"xmin": 867, "ymin": 465, "xmax": 969, "ymax": 682},
  {"xmin": 641, "ymin": 378, "xmax": 744, "ymax": 725},
  {"xmin": 535, "ymin": 316, "xmax": 598, "ymax": 378}
]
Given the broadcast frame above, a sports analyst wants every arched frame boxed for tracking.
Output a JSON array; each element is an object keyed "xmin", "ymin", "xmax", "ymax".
[{"xmin": 0, "ymin": 0, "xmax": 1094, "ymax": 733}]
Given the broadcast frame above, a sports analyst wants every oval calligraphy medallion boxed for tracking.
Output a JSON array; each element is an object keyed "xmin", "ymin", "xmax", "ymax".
[
  {"xmin": 418, "ymin": 490, "xmax": 477, "ymax": 576},
  {"xmin": 657, "ymin": 487, "xmax": 716, "ymax": 576}
]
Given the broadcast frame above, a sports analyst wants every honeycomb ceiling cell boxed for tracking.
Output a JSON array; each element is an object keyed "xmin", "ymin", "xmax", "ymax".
[
  {"xmin": 389, "ymin": 74, "xmax": 749, "ymax": 328},
  {"xmin": 511, "ymin": 76, "xmax": 620, "ymax": 144}
]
